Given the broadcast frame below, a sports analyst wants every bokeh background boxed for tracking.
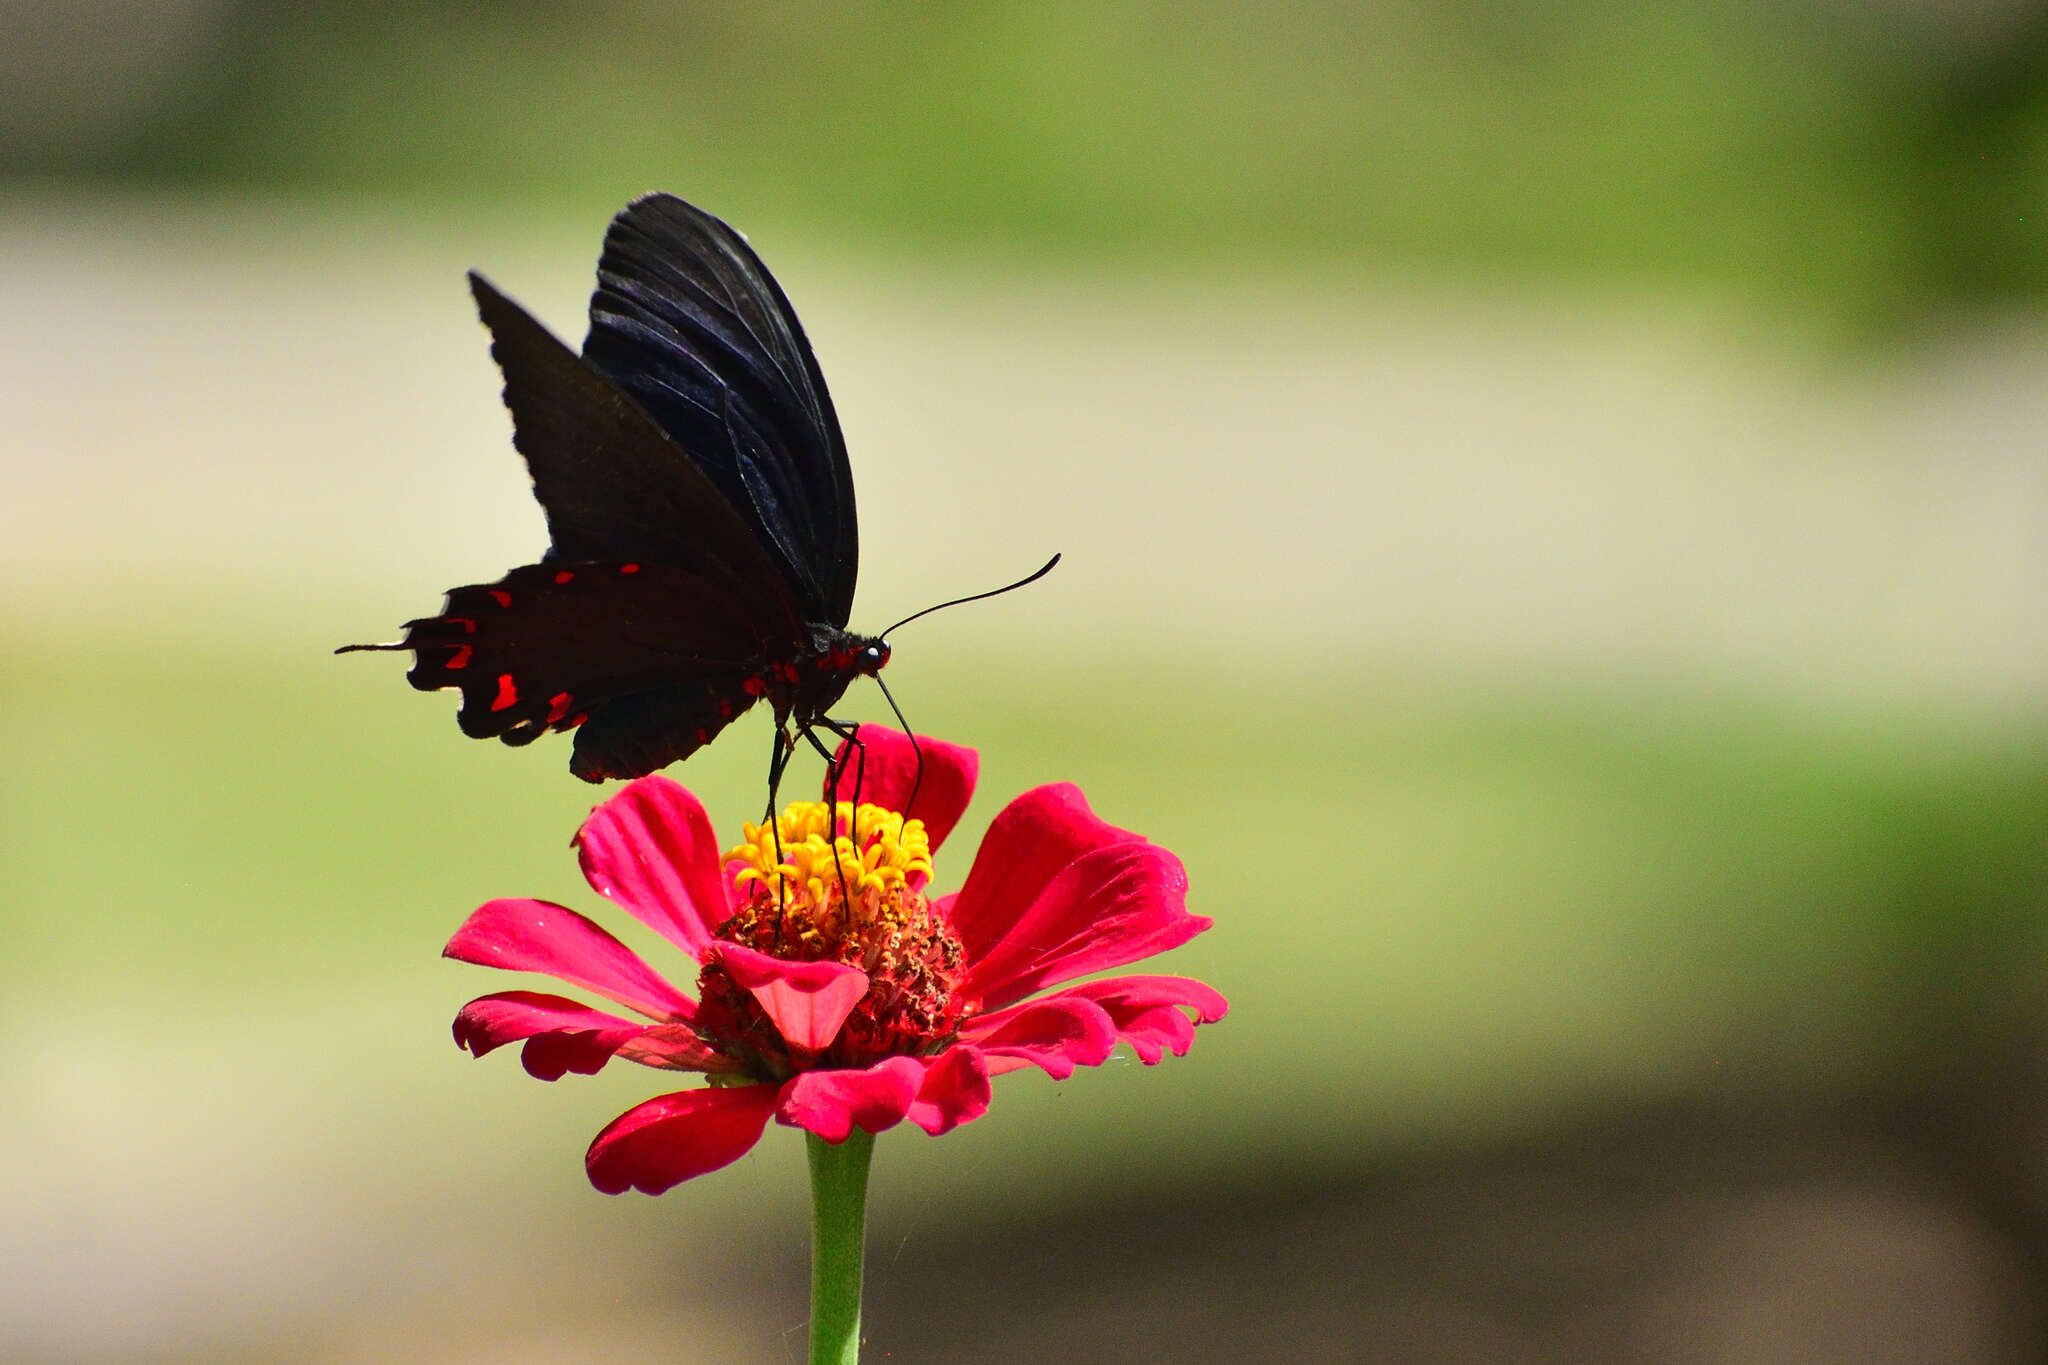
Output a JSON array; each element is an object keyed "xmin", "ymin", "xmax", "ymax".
[{"xmin": 6, "ymin": 3, "xmax": 2048, "ymax": 1361}]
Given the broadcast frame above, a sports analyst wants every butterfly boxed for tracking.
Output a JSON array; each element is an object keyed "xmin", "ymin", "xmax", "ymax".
[{"xmin": 344, "ymin": 193, "xmax": 1035, "ymax": 798}]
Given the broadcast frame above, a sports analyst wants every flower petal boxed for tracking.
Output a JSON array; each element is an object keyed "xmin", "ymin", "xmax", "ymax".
[
  {"xmin": 1048, "ymin": 976, "xmax": 1229, "ymax": 1063},
  {"xmin": 445, "ymin": 898, "xmax": 698, "ymax": 1021},
  {"xmin": 958, "ymin": 995, "xmax": 1117, "ymax": 1078},
  {"xmin": 829, "ymin": 725, "xmax": 978, "ymax": 853},
  {"xmin": 907, "ymin": 1046, "xmax": 991, "ymax": 1134},
  {"xmin": 615, "ymin": 1023, "xmax": 746, "ymax": 1074},
  {"xmin": 776, "ymin": 1055, "xmax": 925, "ymax": 1141},
  {"xmin": 957, "ymin": 843, "xmax": 1208, "ymax": 1010},
  {"xmin": 586, "ymin": 1085, "xmax": 779, "ymax": 1195},
  {"xmin": 713, "ymin": 943, "xmax": 869, "ymax": 1054},
  {"xmin": 452, "ymin": 989, "xmax": 651, "ymax": 1080},
  {"xmin": 576, "ymin": 775, "xmax": 732, "ymax": 957},
  {"xmin": 945, "ymin": 783, "xmax": 1145, "ymax": 958}
]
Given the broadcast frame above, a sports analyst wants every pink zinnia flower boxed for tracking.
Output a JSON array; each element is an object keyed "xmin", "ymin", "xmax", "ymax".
[{"xmin": 444, "ymin": 726, "xmax": 1226, "ymax": 1194}]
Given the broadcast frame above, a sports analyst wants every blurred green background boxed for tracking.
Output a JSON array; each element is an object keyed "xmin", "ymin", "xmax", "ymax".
[{"xmin": 4, "ymin": 3, "xmax": 2047, "ymax": 1361}]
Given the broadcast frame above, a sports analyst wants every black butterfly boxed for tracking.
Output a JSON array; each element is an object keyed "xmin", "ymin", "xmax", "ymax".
[{"xmin": 345, "ymin": 194, "xmax": 923, "ymax": 793}]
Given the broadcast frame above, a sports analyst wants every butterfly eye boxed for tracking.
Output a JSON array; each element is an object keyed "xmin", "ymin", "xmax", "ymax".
[{"xmin": 861, "ymin": 642, "xmax": 890, "ymax": 673}]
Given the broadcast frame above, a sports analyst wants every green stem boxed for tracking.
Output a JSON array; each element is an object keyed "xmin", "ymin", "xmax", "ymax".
[{"xmin": 806, "ymin": 1128, "xmax": 875, "ymax": 1365}]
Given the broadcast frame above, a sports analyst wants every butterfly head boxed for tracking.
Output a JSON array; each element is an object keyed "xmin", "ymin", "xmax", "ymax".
[{"xmin": 854, "ymin": 639, "xmax": 891, "ymax": 676}]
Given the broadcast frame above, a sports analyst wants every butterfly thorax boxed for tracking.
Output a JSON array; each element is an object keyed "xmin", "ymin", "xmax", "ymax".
[{"xmin": 764, "ymin": 625, "xmax": 890, "ymax": 724}]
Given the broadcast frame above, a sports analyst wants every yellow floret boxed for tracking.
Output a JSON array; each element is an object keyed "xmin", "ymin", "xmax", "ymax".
[{"xmin": 726, "ymin": 800, "xmax": 932, "ymax": 913}]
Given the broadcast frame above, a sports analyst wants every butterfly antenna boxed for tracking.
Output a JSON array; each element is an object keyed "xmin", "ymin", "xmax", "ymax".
[
  {"xmin": 871, "ymin": 674, "xmax": 925, "ymax": 817},
  {"xmin": 866, "ymin": 555, "xmax": 1055, "ymax": 816},
  {"xmin": 880, "ymin": 553, "xmax": 1061, "ymax": 638}
]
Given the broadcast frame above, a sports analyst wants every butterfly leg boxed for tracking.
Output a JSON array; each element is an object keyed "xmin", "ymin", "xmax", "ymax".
[
  {"xmin": 819, "ymin": 706, "xmax": 923, "ymax": 825},
  {"xmin": 765, "ymin": 720, "xmax": 798, "ymax": 826},
  {"xmin": 803, "ymin": 722, "xmax": 861, "ymax": 814},
  {"xmin": 808, "ymin": 716, "xmax": 870, "ymax": 833},
  {"xmin": 796, "ymin": 721, "xmax": 862, "ymax": 909},
  {"xmin": 763, "ymin": 722, "xmax": 800, "ymax": 919}
]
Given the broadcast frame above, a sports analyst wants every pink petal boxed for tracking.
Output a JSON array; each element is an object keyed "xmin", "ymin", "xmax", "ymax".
[
  {"xmin": 585, "ymin": 1085, "xmax": 779, "ymax": 1195},
  {"xmin": 1055, "ymin": 976, "xmax": 1229, "ymax": 1063},
  {"xmin": 907, "ymin": 1046, "xmax": 991, "ymax": 1134},
  {"xmin": 945, "ymin": 783, "xmax": 1145, "ymax": 957},
  {"xmin": 1112, "ymin": 1007, "xmax": 1194, "ymax": 1063},
  {"xmin": 957, "ymin": 844, "xmax": 1208, "ymax": 1011},
  {"xmin": 775, "ymin": 1056, "xmax": 925, "ymax": 1141},
  {"xmin": 1060, "ymin": 974, "xmax": 1229, "ymax": 1021},
  {"xmin": 615, "ymin": 1023, "xmax": 746, "ymax": 1074},
  {"xmin": 713, "ymin": 943, "xmax": 869, "ymax": 1053},
  {"xmin": 828, "ymin": 725, "xmax": 978, "ymax": 852},
  {"xmin": 957, "ymin": 995, "xmax": 1116, "ymax": 1079},
  {"xmin": 980, "ymin": 1054, "xmax": 1039, "ymax": 1078},
  {"xmin": 452, "ymin": 990, "xmax": 651, "ymax": 1080},
  {"xmin": 444, "ymin": 898, "xmax": 698, "ymax": 1021},
  {"xmin": 575, "ymin": 775, "xmax": 733, "ymax": 957}
]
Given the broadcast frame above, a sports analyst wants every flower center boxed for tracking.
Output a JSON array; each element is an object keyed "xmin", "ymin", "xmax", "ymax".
[{"xmin": 696, "ymin": 800, "xmax": 967, "ymax": 1075}]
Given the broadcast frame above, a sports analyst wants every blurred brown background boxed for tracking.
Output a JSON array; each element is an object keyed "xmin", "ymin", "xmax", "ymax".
[{"xmin": 4, "ymin": 3, "xmax": 2047, "ymax": 1361}]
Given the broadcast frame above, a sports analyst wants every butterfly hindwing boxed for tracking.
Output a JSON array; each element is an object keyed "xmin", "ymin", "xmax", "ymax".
[
  {"xmin": 396, "ymin": 561, "xmax": 773, "ymax": 755},
  {"xmin": 566, "ymin": 682, "xmax": 757, "ymax": 784},
  {"xmin": 581, "ymin": 193, "xmax": 858, "ymax": 626}
]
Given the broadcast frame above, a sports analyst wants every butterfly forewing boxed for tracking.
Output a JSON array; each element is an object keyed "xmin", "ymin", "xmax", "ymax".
[
  {"xmin": 469, "ymin": 271, "xmax": 796, "ymax": 612},
  {"xmin": 582, "ymin": 194, "xmax": 858, "ymax": 626}
]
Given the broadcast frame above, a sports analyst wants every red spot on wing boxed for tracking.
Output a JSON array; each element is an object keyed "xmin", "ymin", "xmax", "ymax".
[
  {"xmin": 492, "ymin": 674, "xmax": 518, "ymax": 711},
  {"xmin": 743, "ymin": 675, "xmax": 766, "ymax": 697},
  {"xmin": 567, "ymin": 712, "xmax": 588, "ymax": 728},
  {"xmin": 553, "ymin": 570, "xmax": 575, "ymax": 584},
  {"xmin": 695, "ymin": 727, "xmax": 710, "ymax": 744},
  {"xmin": 718, "ymin": 698, "xmax": 735, "ymax": 718},
  {"xmin": 546, "ymin": 691, "xmax": 573, "ymax": 723},
  {"xmin": 488, "ymin": 589, "xmax": 512, "ymax": 608},
  {"xmin": 445, "ymin": 617, "xmax": 475, "ymax": 633},
  {"xmin": 619, "ymin": 563, "xmax": 640, "ymax": 575},
  {"xmin": 445, "ymin": 645, "xmax": 472, "ymax": 670}
]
